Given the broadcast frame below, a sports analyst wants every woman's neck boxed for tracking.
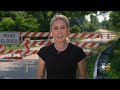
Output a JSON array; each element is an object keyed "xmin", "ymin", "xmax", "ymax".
[{"xmin": 54, "ymin": 41, "xmax": 69, "ymax": 52}]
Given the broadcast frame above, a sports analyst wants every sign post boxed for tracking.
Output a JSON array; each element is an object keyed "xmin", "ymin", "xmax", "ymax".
[{"xmin": 0, "ymin": 32, "xmax": 20, "ymax": 59}]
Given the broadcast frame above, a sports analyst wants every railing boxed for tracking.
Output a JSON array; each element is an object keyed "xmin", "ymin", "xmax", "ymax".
[{"xmin": 93, "ymin": 37, "xmax": 120, "ymax": 79}]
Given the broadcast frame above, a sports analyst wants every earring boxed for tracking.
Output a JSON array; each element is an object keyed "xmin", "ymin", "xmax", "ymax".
[{"xmin": 50, "ymin": 33, "xmax": 52, "ymax": 36}]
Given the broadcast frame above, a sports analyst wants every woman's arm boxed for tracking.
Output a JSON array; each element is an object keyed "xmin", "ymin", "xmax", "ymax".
[
  {"xmin": 37, "ymin": 57, "xmax": 45, "ymax": 79},
  {"xmin": 77, "ymin": 59, "xmax": 88, "ymax": 79}
]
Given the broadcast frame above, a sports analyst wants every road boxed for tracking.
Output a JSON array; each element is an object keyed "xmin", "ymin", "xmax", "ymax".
[
  {"xmin": 0, "ymin": 46, "xmax": 41, "ymax": 79},
  {"xmin": 0, "ymin": 59, "xmax": 38, "ymax": 79},
  {"xmin": 80, "ymin": 29, "xmax": 117, "ymax": 43}
]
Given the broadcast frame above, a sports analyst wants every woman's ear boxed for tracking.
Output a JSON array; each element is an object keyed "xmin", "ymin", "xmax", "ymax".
[{"xmin": 67, "ymin": 31, "xmax": 70, "ymax": 37}]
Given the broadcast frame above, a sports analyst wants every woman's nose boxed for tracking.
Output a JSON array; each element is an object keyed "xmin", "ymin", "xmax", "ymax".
[{"xmin": 58, "ymin": 29, "xmax": 63, "ymax": 34}]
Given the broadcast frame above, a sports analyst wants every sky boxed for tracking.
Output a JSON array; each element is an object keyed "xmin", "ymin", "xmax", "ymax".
[{"xmin": 85, "ymin": 12, "xmax": 110, "ymax": 22}]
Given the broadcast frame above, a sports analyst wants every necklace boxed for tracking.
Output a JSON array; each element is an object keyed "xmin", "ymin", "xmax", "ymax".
[
  {"xmin": 58, "ymin": 51, "xmax": 61, "ymax": 54},
  {"xmin": 54, "ymin": 42, "xmax": 69, "ymax": 54}
]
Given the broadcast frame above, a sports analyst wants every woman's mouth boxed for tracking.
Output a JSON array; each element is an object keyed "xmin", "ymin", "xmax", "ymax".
[{"xmin": 57, "ymin": 35, "xmax": 64, "ymax": 39}]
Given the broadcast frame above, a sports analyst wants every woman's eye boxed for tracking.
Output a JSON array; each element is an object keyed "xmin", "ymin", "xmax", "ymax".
[
  {"xmin": 61, "ymin": 27, "xmax": 65, "ymax": 29},
  {"xmin": 54, "ymin": 27, "xmax": 58, "ymax": 30}
]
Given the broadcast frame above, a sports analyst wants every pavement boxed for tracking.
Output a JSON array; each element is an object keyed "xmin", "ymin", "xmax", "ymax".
[
  {"xmin": 0, "ymin": 59, "xmax": 38, "ymax": 79},
  {"xmin": 0, "ymin": 46, "xmax": 41, "ymax": 79},
  {"xmin": 81, "ymin": 29, "xmax": 117, "ymax": 43}
]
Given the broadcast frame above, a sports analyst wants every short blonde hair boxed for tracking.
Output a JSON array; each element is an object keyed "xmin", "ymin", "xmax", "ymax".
[
  {"xmin": 50, "ymin": 14, "xmax": 70, "ymax": 29},
  {"xmin": 50, "ymin": 14, "xmax": 71, "ymax": 43}
]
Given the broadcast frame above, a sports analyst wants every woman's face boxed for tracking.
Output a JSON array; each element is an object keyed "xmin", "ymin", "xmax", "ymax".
[{"xmin": 51, "ymin": 19, "xmax": 70, "ymax": 42}]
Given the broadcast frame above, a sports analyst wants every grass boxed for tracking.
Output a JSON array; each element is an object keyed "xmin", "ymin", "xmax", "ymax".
[
  {"xmin": 80, "ymin": 39, "xmax": 117, "ymax": 79},
  {"xmin": 76, "ymin": 31, "xmax": 118, "ymax": 79},
  {"xmin": 86, "ymin": 53, "xmax": 99, "ymax": 79},
  {"xmin": 4, "ymin": 45, "xmax": 24, "ymax": 50},
  {"xmin": 4, "ymin": 45, "xmax": 35, "ymax": 50},
  {"xmin": 95, "ymin": 29, "xmax": 100, "ymax": 32},
  {"xmin": 107, "ymin": 44, "xmax": 120, "ymax": 79}
]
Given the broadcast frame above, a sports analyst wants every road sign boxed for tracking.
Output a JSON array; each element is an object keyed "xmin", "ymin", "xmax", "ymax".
[{"xmin": 0, "ymin": 32, "xmax": 20, "ymax": 45}]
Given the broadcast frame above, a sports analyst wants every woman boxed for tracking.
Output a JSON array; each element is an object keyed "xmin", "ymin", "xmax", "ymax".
[{"xmin": 37, "ymin": 14, "xmax": 87, "ymax": 79}]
